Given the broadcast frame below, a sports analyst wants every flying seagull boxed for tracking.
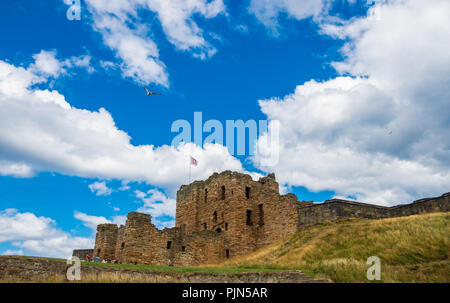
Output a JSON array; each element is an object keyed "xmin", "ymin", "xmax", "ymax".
[{"xmin": 142, "ymin": 86, "xmax": 161, "ymax": 96}]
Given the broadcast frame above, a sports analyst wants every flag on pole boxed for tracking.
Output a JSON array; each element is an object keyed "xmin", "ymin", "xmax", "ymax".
[{"xmin": 191, "ymin": 156, "xmax": 198, "ymax": 166}]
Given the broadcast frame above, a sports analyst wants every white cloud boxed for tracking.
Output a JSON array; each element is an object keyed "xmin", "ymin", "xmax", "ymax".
[
  {"xmin": 111, "ymin": 215, "xmax": 127, "ymax": 226},
  {"xmin": 0, "ymin": 53, "xmax": 245, "ymax": 196},
  {"xmin": 74, "ymin": 211, "xmax": 111, "ymax": 230},
  {"xmin": 250, "ymin": 0, "xmax": 325, "ymax": 23},
  {"xmin": 88, "ymin": 181, "xmax": 112, "ymax": 196},
  {"xmin": 249, "ymin": 0, "xmax": 335, "ymax": 35},
  {"xmin": 119, "ymin": 183, "xmax": 130, "ymax": 191},
  {"xmin": 20, "ymin": 235, "xmax": 93, "ymax": 259},
  {"xmin": 1, "ymin": 249, "xmax": 24, "ymax": 256},
  {"xmin": 0, "ymin": 209, "xmax": 57, "ymax": 242},
  {"xmin": 84, "ymin": 0, "xmax": 226, "ymax": 85},
  {"xmin": 0, "ymin": 209, "xmax": 93, "ymax": 259},
  {"xmin": 253, "ymin": 0, "xmax": 450, "ymax": 205},
  {"xmin": 0, "ymin": 161, "xmax": 34, "ymax": 178},
  {"xmin": 29, "ymin": 50, "xmax": 94, "ymax": 78},
  {"xmin": 74, "ymin": 211, "xmax": 126, "ymax": 230},
  {"xmin": 136, "ymin": 188, "xmax": 176, "ymax": 219},
  {"xmin": 31, "ymin": 50, "xmax": 64, "ymax": 77}
]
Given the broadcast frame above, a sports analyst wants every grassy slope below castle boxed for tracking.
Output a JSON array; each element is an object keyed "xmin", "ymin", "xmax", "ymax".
[
  {"xmin": 214, "ymin": 212, "xmax": 450, "ymax": 282},
  {"xmin": 2, "ymin": 213, "xmax": 448, "ymax": 282}
]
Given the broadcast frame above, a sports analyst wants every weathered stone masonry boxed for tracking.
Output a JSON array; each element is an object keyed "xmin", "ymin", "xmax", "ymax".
[{"xmin": 82, "ymin": 171, "xmax": 449, "ymax": 266}]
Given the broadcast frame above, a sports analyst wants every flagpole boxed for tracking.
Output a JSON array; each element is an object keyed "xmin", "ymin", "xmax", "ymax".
[{"xmin": 188, "ymin": 156, "xmax": 191, "ymax": 184}]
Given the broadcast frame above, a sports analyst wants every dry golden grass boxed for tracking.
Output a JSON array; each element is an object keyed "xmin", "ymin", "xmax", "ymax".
[
  {"xmin": 0, "ymin": 272, "xmax": 181, "ymax": 283},
  {"xmin": 213, "ymin": 212, "xmax": 450, "ymax": 282}
]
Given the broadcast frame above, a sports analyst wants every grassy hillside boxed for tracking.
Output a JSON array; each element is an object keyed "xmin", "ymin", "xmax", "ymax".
[{"xmin": 215, "ymin": 212, "xmax": 450, "ymax": 282}]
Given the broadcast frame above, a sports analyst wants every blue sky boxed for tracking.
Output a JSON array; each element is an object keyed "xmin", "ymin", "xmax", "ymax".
[{"xmin": 0, "ymin": 0, "xmax": 448, "ymax": 258}]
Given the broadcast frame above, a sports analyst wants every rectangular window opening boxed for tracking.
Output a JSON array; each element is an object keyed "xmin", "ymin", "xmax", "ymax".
[
  {"xmin": 166, "ymin": 241, "xmax": 172, "ymax": 249},
  {"xmin": 246, "ymin": 210, "xmax": 252, "ymax": 226},
  {"xmin": 258, "ymin": 204, "xmax": 264, "ymax": 226},
  {"xmin": 245, "ymin": 187, "xmax": 250, "ymax": 199}
]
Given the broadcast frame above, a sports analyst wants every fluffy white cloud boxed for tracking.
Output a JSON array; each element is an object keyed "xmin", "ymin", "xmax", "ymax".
[
  {"xmin": 31, "ymin": 50, "xmax": 64, "ymax": 77},
  {"xmin": 0, "ymin": 52, "xmax": 245, "ymax": 195},
  {"xmin": 29, "ymin": 50, "xmax": 94, "ymax": 77},
  {"xmin": 85, "ymin": 0, "xmax": 225, "ymax": 85},
  {"xmin": 249, "ymin": 0, "xmax": 327, "ymax": 29},
  {"xmin": 0, "ymin": 209, "xmax": 58, "ymax": 242},
  {"xmin": 74, "ymin": 211, "xmax": 127, "ymax": 230},
  {"xmin": 0, "ymin": 161, "xmax": 34, "ymax": 178},
  {"xmin": 253, "ymin": 0, "xmax": 450, "ymax": 205},
  {"xmin": 20, "ymin": 235, "xmax": 93, "ymax": 259},
  {"xmin": 74, "ymin": 211, "xmax": 111, "ymax": 230},
  {"xmin": 135, "ymin": 188, "xmax": 176, "ymax": 218},
  {"xmin": 88, "ymin": 181, "xmax": 112, "ymax": 196},
  {"xmin": 0, "ymin": 209, "xmax": 93, "ymax": 258}
]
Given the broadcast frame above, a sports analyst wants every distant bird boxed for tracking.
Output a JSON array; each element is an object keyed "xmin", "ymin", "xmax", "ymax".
[
  {"xmin": 388, "ymin": 131, "xmax": 393, "ymax": 135},
  {"xmin": 142, "ymin": 86, "xmax": 161, "ymax": 96}
]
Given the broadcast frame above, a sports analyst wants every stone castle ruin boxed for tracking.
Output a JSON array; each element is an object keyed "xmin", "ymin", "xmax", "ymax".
[{"xmin": 81, "ymin": 171, "xmax": 449, "ymax": 266}]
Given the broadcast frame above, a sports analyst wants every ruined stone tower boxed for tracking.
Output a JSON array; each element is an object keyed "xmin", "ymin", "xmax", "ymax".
[{"xmin": 87, "ymin": 171, "xmax": 449, "ymax": 266}]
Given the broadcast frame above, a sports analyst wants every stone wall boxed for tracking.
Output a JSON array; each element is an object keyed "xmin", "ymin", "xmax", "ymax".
[
  {"xmin": 297, "ymin": 193, "xmax": 450, "ymax": 229},
  {"xmin": 72, "ymin": 249, "xmax": 94, "ymax": 261},
  {"xmin": 94, "ymin": 224, "xmax": 118, "ymax": 260}
]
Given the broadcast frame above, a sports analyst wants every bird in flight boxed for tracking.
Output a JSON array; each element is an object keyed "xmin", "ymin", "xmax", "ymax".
[{"xmin": 142, "ymin": 86, "xmax": 161, "ymax": 96}]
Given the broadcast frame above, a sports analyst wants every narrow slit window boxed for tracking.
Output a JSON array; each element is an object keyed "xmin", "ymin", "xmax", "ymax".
[
  {"xmin": 166, "ymin": 241, "xmax": 172, "ymax": 249},
  {"xmin": 182, "ymin": 246, "xmax": 186, "ymax": 252},
  {"xmin": 258, "ymin": 204, "xmax": 264, "ymax": 226},
  {"xmin": 246, "ymin": 210, "xmax": 252, "ymax": 226},
  {"xmin": 204, "ymin": 188, "xmax": 208, "ymax": 203},
  {"xmin": 245, "ymin": 187, "xmax": 250, "ymax": 199},
  {"xmin": 225, "ymin": 249, "xmax": 230, "ymax": 258},
  {"xmin": 203, "ymin": 223, "xmax": 207, "ymax": 230},
  {"xmin": 225, "ymin": 223, "xmax": 228, "ymax": 231},
  {"xmin": 213, "ymin": 211, "xmax": 217, "ymax": 223},
  {"xmin": 221, "ymin": 186, "xmax": 225, "ymax": 200}
]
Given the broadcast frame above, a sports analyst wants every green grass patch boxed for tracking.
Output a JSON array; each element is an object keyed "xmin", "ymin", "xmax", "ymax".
[{"xmin": 217, "ymin": 212, "xmax": 450, "ymax": 282}]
